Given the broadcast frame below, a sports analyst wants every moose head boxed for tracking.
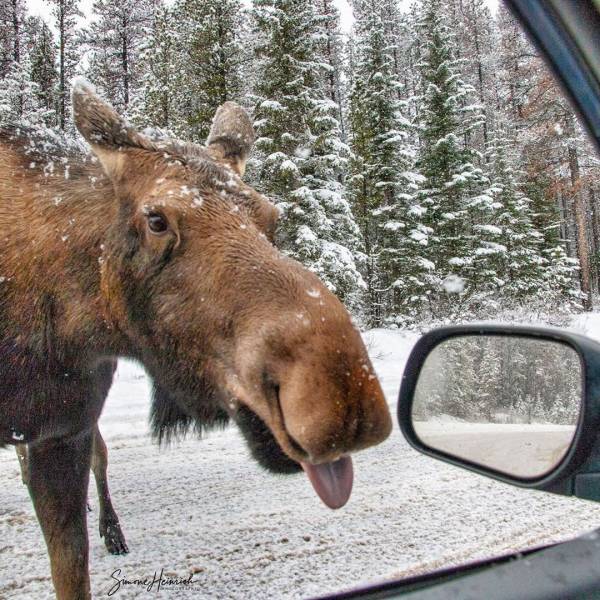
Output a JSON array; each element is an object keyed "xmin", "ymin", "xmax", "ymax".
[{"xmin": 72, "ymin": 79, "xmax": 392, "ymax": 509}]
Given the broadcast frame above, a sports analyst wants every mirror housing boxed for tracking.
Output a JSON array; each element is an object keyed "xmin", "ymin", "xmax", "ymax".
[{"xmin": 398, "ymin": 325, "xmax": 600, "ymax": 502}]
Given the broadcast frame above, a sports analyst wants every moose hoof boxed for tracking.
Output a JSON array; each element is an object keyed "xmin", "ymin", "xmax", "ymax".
[{"xmin": 100, "ymin": 518, "xmax": 129, "ymax": 555}]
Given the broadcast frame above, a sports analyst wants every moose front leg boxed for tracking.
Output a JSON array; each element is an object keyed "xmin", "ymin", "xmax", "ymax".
[
  {"xmin": 15, "ymin": 443, "xmax": 29, "ymax": 485},
  {"xmin": 27, "ymin": 432, "xmax": 93, "ymax": 600},
  {"xmin": 91, "ymin": 424, "xmax": 128, "ymax": 555}
]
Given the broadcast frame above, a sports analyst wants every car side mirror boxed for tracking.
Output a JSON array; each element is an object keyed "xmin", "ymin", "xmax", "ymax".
[{"xmin": 398, "ymin": 325, "xmax": 600, "ymax": 502}]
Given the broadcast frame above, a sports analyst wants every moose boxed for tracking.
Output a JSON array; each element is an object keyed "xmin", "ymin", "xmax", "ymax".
[{"xmin": 0, "ymin": 80, "xmax": 392, "ymax": 599}]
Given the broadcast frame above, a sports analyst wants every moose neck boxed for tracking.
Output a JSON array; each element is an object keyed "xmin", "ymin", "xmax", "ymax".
[{"xmin": 1, "ymin": 138, "xmax": 132, "ymax": 363}]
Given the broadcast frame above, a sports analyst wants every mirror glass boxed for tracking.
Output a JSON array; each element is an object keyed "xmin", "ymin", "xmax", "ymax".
[{"xmin": 412, "ymin": 335, "xmax": 582, "ymax": 479}]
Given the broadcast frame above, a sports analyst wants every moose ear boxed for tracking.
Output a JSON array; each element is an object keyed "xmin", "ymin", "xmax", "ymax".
[
  {"xmin": 71, "ymin": 78, "xmax": 154, "ymax": 179},
  {"xmin": 207, "ymin": 102, "xmax": 255, "ymax": 177}
]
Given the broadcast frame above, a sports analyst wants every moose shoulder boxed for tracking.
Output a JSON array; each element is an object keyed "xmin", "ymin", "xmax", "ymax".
[{"xmin": 0, "ymin": 80, "xmax": 392, "ymax": 600}]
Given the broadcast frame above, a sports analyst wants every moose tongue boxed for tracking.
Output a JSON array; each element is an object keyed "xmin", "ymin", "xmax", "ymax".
[{"xmin": 301, "ymin": 455, "xmax": 353, "ymax": 509}]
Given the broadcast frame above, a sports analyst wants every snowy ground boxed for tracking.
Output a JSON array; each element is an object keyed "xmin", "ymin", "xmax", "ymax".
[{"xmin": 3, "ymin": 320, "xmax": 600, "ymax": 598}]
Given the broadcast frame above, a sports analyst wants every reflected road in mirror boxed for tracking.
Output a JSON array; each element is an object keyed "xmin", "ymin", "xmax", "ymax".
[{"xmin": 412, "ymin": 335, "xmax": 581, "ymax": 479}]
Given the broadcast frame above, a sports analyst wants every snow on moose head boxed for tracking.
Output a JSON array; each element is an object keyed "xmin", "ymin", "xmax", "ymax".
[{"xmin": 72, "ymin": 79, "xmax": 392, "ymax": 509}]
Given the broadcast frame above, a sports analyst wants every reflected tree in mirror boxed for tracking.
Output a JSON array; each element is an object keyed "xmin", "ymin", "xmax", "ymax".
[{"xmin": 412, "ymin": 336, "xmax": 582, "ymax": 479}]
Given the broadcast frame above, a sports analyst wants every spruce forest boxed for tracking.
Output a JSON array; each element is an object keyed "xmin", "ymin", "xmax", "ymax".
[{"xmin": 2, "ymin": 0, "xmax": 599, "ymax": 328}]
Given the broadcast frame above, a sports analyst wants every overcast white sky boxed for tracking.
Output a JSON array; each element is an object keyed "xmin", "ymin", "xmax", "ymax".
[{"xmin": 26, "ymin": 0, "xmax": 500, "ymax": 33}]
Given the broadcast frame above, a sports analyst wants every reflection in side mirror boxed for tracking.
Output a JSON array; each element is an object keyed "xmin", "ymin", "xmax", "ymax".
[{"xmin": 412, "ymin": 335, "xmax": 582, "ymax": 479}]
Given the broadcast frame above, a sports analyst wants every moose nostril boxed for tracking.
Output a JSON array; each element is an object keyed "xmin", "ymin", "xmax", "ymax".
[
  {"xmin": 262, "ymin": 370, "xmax": 310, "ymax": 459},
  {"xmin": 286, "ymin": 432, "xmax": 308, "ymax": 458},
  {"xmin": 261, "ymin": 369, "xmax": 279, "ymax": 398},
  {"xmin": 276, "ymin": 401, "xmax": 309, "ymax": 459}
]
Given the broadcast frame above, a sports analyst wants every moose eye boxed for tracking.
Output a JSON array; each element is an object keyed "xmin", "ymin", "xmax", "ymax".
[{"xmin": 147, "ymin": 212, "xmax": 168, "ymax": 234}]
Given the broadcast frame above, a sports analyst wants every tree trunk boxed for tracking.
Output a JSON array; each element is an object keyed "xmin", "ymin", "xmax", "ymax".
[
  {"xmin": 589, "ymin": 187, "xmax": 600, "ymax": 293},
  {"xmin": 557, "ymin": 190, "xmax": 568, "ymax": 248},
  {"xmin": 321, "ymin": 0, "xmax": 346, "ymax": 141},
  {"xmin": 567, "ymin": 137, "xmax": 593, "ymax": 310},
  {"xmin": 217, "ymin": 5, "xmax": 228, "ymax": 104},
  {"xmin": 121, "ymin": 14, "xmax": 129, "ymax": 108},
  {"xmin": 470, "ymin": 3, "xmax": 488, "ymax": 149},
  {"xmin": 11, "ymin": 0, "xmax": 23, "ymax": 117},
  {"xmin": 11, "ymin": 0, "xmax": 19, "ymax": 63},
  {"xmin": 58, "ymin": 2, "xmax": 66, "ymax": 130}
]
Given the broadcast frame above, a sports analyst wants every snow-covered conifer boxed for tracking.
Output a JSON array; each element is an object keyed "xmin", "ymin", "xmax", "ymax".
[
  {"xmin": 129, "ymin": 3, "xmax": 184, "ymax": 133},
  {"xmin": 315, "ymin": 0, "xmax": 347, "ymax": 139},
  {"xmin": 482, "ymin": 132, "xmax": 546, "ymax": 302},
  {"xmin": 26, "ymin": 17, "xmax": 58, "ymax": 126},
  {"xmin": 0, "ymin": 3, "xmax": 52, "ymax": 127},
  {"xmin": 50, "ymin": 0, "xmax": 82, "ymax": 129},
  {"xmin": 348, "ymin": 0, "xmax": 416, "ymax": 324},
  {"xmin": 0, "ymin": 55, "xmax": 49, "ymax": 126},
  {"xmin": 170, "ymin": 0, "xmax": 245, "ymax": 143},
  {"xmin": 252, "ymin": 0, "xmax": 365, "ymax": 311},
  {"xmin": 84, "ymin": 0, "xmax": 153, "ymax": 113},
  {"xmin": 413, "ymin": 0, "xmax": 490, "ymax": 318}
]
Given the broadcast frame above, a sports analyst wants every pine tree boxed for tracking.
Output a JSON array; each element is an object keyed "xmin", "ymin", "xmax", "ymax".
[
  {"xmin": 447, "ymin": 0, "xmax": 495, "ymax": 150},
  {"xmin": 413, "ymin": 0, "xmax": 490, "ymax": 319},
  {"xmin": 51, "ymin": 0, "xmax": 82, "ymax": 129},
  {"xmin": 0, "ymin": 54, "xmax": 49, "ymax": 126},
  {"xmin": 172, "ymin": 0, "xmax": 245, "ymax": 143},
  {"xmin": 129, "ymin": 3, "xmax": 183, "ymax": 132},
  {"xmin": 0, "ymin": 0, "xmax": 18, "ymax": 78},
  {"xmin": 252, "ymin": 0, "xmax": 365, "ymax": 311},
  {"xmin": 84, "ymin": 0, "xmax": 153, "ymax": 113},
  {"xmin": 316, "ymin": 0, "xmax": 347, "ymax": 140},
  {"xmin": 0, "ymin": 0, "xmax": 26, "ymax": 117},
  {"xmin": 495, "ymin": 6, "xmax": 584, "ymax": 308},
  {"xmin": 484, "ymin": 132, "xmax": 546, "ymax": 302},
  {"xmin": 348, "ymin": 0, "xmax": 415, "ymax": 324},
  {"xmin": 0, "ymin": 2, "xmax": 50, "ymax": 127},
  {"xmin": 300, "ymin": 95, "xmax": 366, "ymax": 310},
  {"xmin": 1, "ymin": 0, "xmax": 26, "ymax": 78},
  {"xmin": 26, "ymin": 17, "xmax": 58, "ymax": 126}
]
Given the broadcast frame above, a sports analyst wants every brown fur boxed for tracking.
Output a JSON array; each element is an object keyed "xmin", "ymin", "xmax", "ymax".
[
  {"xmin": 17, "ymin": 423, "xmax": 129, "ymax": 555},
  {"xmin": 0, "ymin": 81, "xmax": 391, "ymax": 599}
]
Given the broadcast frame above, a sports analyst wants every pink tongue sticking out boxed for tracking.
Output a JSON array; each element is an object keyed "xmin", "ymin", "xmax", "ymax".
[{"xmin": 301, "ymin": 455, "xmax": 354, "ymax": 509}]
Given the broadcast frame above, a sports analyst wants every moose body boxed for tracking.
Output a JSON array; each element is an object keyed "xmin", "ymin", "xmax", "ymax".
[{"xmin": 0, "ymin": 81, "xmax": 392, "ymax": 599}]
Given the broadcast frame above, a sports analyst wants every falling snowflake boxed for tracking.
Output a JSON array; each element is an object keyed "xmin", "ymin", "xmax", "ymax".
[{"xmin": 441, "ymin": 275, "xmax": 465, "ymax": 294}]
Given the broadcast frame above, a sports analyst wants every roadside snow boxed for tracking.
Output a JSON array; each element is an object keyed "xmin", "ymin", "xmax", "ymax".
[
  {"xmin": 570, "ymin": 311, "xmax": 600, "ymax": 342},
  {"xmin": 2, "ymin": 322, "xmax": 600, "ymax": 598}
]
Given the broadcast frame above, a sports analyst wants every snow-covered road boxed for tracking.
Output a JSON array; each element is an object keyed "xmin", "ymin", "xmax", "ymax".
[{"xmin": 3, "ymin": 323, "xmax": 600, "ymax": 599}]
